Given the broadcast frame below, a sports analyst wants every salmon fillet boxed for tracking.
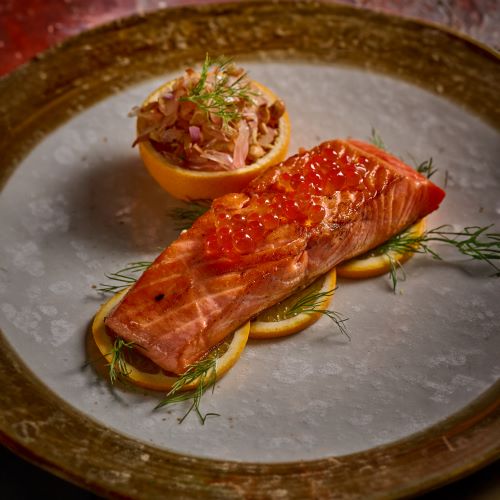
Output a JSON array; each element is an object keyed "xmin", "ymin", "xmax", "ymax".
[{"xmin": 105, "ymin": 139, "xmax": 445, "ymax": 374}]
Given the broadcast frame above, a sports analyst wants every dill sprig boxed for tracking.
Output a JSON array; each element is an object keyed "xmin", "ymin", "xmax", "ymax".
[
  {"xmin": 379, "ymin": 224, "xmax": 500, "ymax": 291},
  {"xmin": 369, "ymin": 127, "xmax": 387, "ymax": 151},
  {"xmin": 108, "ymin": 338, "xmax": 136, "ymax": 384},
  {"xmin": 181, "ymin": 54, "xmax": 254, "ymax": 124},
  {"xmin": 155, "ymin": 350, "xmax": 220, "ymax": 424},
  {"xmin": 369, "ymin": 129, "xmax": 439, "ymax": 180},
  {"xmin": 416, "ymin": 157, "xmax": 437, "ymax": 179},
  {"xmin": 98, "ymin": 261, "xmax": 152, "ymax": 294},
  {"xmin": 287, "ymin": 288, "xmax": 350, "ymax": 339},
  {"xmin": 167, "ymin": 201, "xmax": 211, "ymax": 231}
]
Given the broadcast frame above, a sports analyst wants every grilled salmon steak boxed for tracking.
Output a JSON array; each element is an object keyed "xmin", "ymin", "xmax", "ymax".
[{"xmin": 105, "ymin": 139, "xmax": 445, "ymax": 374}]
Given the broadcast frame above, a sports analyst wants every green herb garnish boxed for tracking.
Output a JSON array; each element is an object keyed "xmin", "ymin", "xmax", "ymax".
[
  {"xmin": 181, "ymin": 54, "xmax": 254, "ymax": 124},
  {"xmin": 167, "ymin": 201, "xmax": 211, "ymax": 231},
  {"xmin": 98, "ymin": 261, "xmax": 152, "ymax": 294},
  {"xmin": 369, "ymin": 127, "xmax": 387, "ymax": 151},
  {"xmin": 155, "ymin": 351, "xmax": 220, "ymax": 424},
  {"xmin": 378, "ymin": 224, "xmax": 500, "ymax": 291},
  {"xmin": 287, "ymin": 287, "xmax": 349, "ymax": 339},
  {"xmin": 107, "ymin": 338, "xmax": 136, "ymax": 384},
  {"xmin": 415, "ymin": 157, "xmax": 437, "ymax": 179},
  {"xmin": 369, "ymin": 129, "xmax": 439, "ymax": 179}
]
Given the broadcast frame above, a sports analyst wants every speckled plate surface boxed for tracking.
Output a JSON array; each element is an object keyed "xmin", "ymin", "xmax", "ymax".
[{"xmin": 1, "ymin": 2, "xmax": 499, "ymax": 498}]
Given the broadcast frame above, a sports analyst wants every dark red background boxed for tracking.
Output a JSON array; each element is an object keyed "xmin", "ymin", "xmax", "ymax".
[{"xmin": 1, "ymin": 0, "xmax": 499, "ymax": 77}]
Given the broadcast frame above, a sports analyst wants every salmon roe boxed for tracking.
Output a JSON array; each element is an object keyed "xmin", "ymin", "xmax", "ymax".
[{"xmin": 205, "ymin": 142, "xmax": 370, "ymax": 258}]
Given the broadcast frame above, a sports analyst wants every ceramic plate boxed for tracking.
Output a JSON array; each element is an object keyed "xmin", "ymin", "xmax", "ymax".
[{"xmin": 1, "ymin": 2, "xmax": 499, "ymax": 498}]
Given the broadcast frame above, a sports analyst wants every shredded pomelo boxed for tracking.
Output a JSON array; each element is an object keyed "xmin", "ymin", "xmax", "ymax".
[
  {"xmin": 91, "ymin": 287, "xmax": 249, "ymax": 391},
  {"xmin": 336, "ymin": 218, "xmax": 426, "ymax": 279},
  {"xmin": 249, "ymin": 268, "xmax": 337, "ymax": 339}
]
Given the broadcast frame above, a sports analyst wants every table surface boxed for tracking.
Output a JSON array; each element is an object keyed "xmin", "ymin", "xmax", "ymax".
[{"xmin": 1, "ymin": 0, "xmax": 499, "ymax": 498}]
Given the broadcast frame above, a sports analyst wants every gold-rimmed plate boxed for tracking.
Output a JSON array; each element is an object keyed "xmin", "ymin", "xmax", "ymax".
[{"xmin": 1, "ymin": 2, "xmax": 499, "ymax": 497}]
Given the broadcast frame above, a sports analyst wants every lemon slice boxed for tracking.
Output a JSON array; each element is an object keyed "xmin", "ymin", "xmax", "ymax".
[
  {"xmin": 336, "ymin": 218, "xmax": 426, "ymax": 279},
  {"xmin": 137, "ymin": 80, "xmax": 290, "ymax": 201},
  {"xmin": 91, "ymin": 288, "xmax": 250, "ymax": 391},
  {"xmin": 249, "ymin": 268, "xmax": 337, "ymax": 339}
]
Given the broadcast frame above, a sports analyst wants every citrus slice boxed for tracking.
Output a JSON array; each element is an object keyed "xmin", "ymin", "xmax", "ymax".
[
  {"xmin": 137, "ymin": 80, "xmax": 290, "ymax": 201},
  {"xmin": 91, "ymin": 287, "xmax": 250, "ymax": 391},
  {"xmin": 336, "ymin": 218, "xmax": 426, "ymax": 279},
  {"xmin": 249, "ymin": 268, "xmax": 337, "ymax": 339}
]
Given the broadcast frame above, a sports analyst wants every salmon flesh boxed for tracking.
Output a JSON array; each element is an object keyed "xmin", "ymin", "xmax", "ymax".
[{"xmin": 105, "ymin": 140, "xmax": 445, "ymax": 374}]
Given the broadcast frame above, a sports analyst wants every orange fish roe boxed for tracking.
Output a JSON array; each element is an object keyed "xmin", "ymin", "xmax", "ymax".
[{"xmin": 204, "ymin": 141, "xmax": 373, "ymax": 259}]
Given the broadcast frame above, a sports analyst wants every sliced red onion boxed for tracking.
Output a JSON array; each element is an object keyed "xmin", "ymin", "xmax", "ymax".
[
  {"xmin": 233, "ymin": 121, "xmax": 250, "ymax": 169},
  {"xmin": 189, "ymin": 125, "xmax": 201, "ymax": 143},
  {"xmin": 258, "ymin": 127, "xmax": 277, "ymax": 148},
  {"xmin": 200, "ymin": 150, "xmax": 234, "ymax": 170}
]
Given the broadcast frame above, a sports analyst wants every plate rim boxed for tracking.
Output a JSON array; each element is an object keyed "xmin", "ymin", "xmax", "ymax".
[{"xmin": 1, "ymin": 333, "xmax": 499, "ymax": 497}]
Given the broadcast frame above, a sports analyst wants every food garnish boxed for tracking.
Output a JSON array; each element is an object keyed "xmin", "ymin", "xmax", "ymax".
[
  {"xmin": 249, "ymin": 269, "xmax": 348, "ymax": 339},
  {"xmin": 179, "ymin": 55, "xmax": 254, "ymax": 125},
  {"xmin": 336, "ymin": 219, "xmax": 427, "ymax": 282},
  {"xmin": 97, "ymin": 261, "xmax": 151, "ymax": 294},
  {"xmin": 133, "ymin": 55, "xmax": 290, "ymax": 200},
  {"xmin": 107, "ymin": 338, "xmax": 136, "ymax": 385},
  {"xmin": 415, "ymin": 157, "xmax": 437, "ymax": 179},
  {"xmin": 167, "ymin": 201, "xmax": 211, "ymax": 231},
  {"xmin": 286, "ymin": 284, "xmax": 349, "ymax": 339},
  {"xmin": 338, "ymin": 221, "xmax": 500, "ymax": 291},
  {"xmin": 378, "ymin": 224, "xmax": 500, "ymax": 290},
  {"xmin": 155, "ymin": 351, "xmax": 220, "ymax": 425},
  {"xmin": 369, "ymin": 127, "xmax": 436, "ymax": 180},
  {"xmin": 369, "ymin": 127, "xmax": 386, "ymax": 151}
]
